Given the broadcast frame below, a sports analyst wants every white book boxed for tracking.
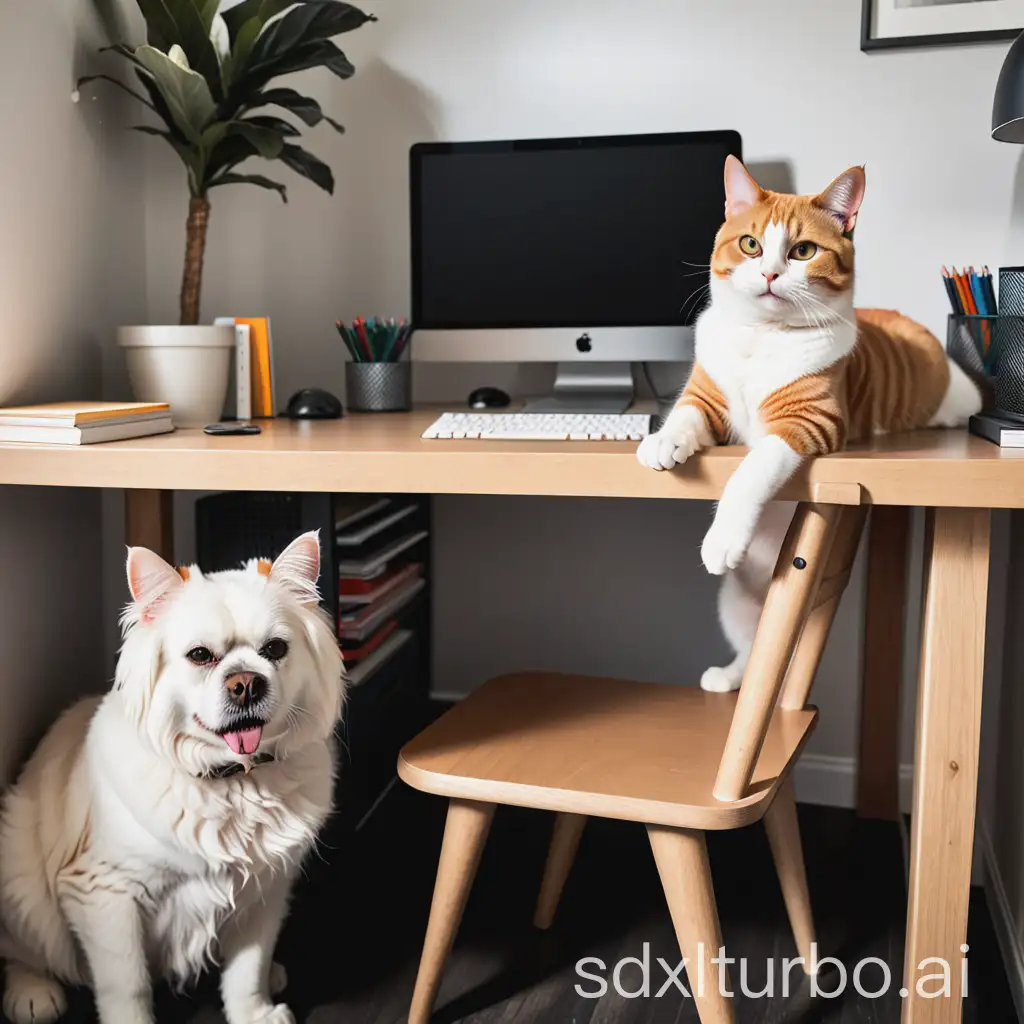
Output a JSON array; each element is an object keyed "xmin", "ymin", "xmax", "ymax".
[
  {"xmin": 216, "ymin": 318, "xmax": 251, "ymax": 420},
  {"xmin": 336, "ymin": 505, "xmax": 416, "ymax": 546},
  {"xmin": 336, "ymin": 530, "xmax": 429, "ymax": 579},
  {"xmin": 0, "ymin": 417, "xmax": 174, "ymax": 445}
]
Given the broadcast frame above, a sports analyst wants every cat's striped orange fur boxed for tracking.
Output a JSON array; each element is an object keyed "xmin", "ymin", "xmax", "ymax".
[
  {"xmin": 637, "ymin": 156, "xmax": 981, "ymax": 692},
  {"xmin": 679, "ymin": 307, "xmax": 952, "ymax": 457}
]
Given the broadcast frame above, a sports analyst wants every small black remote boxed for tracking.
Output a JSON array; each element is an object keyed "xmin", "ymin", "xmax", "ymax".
[{"xmin": 203, "ymin": 422, "xmax": 262, "ymax": 436}]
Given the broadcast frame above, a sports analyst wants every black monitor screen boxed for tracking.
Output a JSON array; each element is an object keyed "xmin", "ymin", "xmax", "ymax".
[{"xmin": 411, "ymin": 131, "xmax": 740, "ymax": 330}]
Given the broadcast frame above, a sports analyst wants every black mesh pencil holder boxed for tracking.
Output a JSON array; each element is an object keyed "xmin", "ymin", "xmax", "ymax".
[
  {"xmin": 947, "ymin": 315, "xmax": 1024, "ymax": 414},
  {"xmin": 345, "ymin": 361, "xmax": 412, "ymax": 412}
]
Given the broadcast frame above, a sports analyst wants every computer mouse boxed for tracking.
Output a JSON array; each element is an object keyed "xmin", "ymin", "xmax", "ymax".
[
  {"xmin": 468, "ymin": 386, "xmax": 511, "ymax": 410},
  {"xmin": 285, "ymin": 388, "xmax": 343, "ymax": 420}
]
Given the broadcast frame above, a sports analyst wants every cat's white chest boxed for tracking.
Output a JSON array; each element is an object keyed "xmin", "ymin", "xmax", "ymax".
[
  {"xmin": 694, "ymin": 308, "xmax": 854, "ymax": 446},
  {"xmin": 694, "ymin": 320, "xmax": 775, "ymax": 445}
]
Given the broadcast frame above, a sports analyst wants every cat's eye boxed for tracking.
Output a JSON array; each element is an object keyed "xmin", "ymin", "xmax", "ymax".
[
  {"xmin": 738, "ymin": 235, "xmax": 762, "ymax": 256},
  {"xmin": 261, "ymin": 638, "xmax": 289, "ymax": 662},
  {"xmin": 187, "ymin": 646, "xmax": 214, "ymax": 666},
  {"xmin": 789, "ymin": 241, "xmax": 818, "ymax": 261}
]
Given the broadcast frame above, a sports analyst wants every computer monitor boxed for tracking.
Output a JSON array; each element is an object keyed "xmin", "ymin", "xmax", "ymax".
[{"xmin": 409, "ymin": 130, "xmax": 741, "ymax": 412}]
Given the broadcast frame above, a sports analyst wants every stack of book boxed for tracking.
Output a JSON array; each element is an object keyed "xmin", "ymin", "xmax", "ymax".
[
  {"xmin": 335, "ymin": 496, "xmax": 427, "ymax": 687},
  {"xmin": 0, "ymin": 402, "xmax": 173, "ymax": 445}
]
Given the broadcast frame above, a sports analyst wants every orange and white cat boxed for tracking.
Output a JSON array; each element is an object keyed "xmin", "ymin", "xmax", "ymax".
[{"xmin": 638, "ymin": 157, "xmax": 981, "ymax": 692}]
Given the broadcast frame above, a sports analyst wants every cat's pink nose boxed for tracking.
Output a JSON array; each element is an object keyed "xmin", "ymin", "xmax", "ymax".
[{"xmin": 762, "ymin": 271, "xmax": 779, "ymax": 283}]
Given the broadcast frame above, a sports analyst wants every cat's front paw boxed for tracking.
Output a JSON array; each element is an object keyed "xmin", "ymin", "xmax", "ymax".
[
  {"xmin": 701, "ymin": 516, "xmax": 756, "ymax": 575},
  {"xmin": 637, "ymin": 427, "xmax": 701, "ymax": 471},
  {"xmin": 700, "ymin": 665, "xmax": 742, "ymax": 693}
]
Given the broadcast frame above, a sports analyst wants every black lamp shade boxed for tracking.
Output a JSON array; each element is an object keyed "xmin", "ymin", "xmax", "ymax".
[{"xmin": 994, "ymin": 30, "xmax": 1024, "ymax": 142}]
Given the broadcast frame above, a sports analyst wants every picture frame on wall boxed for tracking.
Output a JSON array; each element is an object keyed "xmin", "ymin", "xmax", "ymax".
[{"xmin": 862, "ymin": 0, "xmax": 1023, "ymax": 51}]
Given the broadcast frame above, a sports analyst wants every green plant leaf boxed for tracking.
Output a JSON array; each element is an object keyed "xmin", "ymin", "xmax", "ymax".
[
  {"xmin": 278, "ymin": 143, "xmax": 334, "ymax": 193},
  {"xmin": 133, "ymin": 69, "xmax": 191, "ymax": 142},
  {"xmin": 226, "ymin": 120, "xmax": 285, "ymax": 158},
  {"xmin": 136, "ymin": 44, "xmax": 216, "ymax": 141},
  {"xmin": 77, "ymin": 73, "xmax": 155, "ymax": 111},
  {"xmin": 200, "ymin": 122, "xmax": 228, "ymax": 149},
  {"xmin": 204, "ymin": 133, "xmax": 259, "ymax": 180},
  {"xmin": 253, "ymin": 2, "xmax": 374, "ymax": 60},
  {"xmin": 222, "ymin": 16, "xmax": 262, "ymax": 88},
  {"xmin": 248, "ymin": 88, "xmax": 348, "ymax": 132},
  {"xmin": 137, "ymin": 0, "xmax": 224, "ymax": 98},
  {"xmin": 135, "ymin": 0, "xmax": 176, "ymax": 50},
  {"xmin": 101, "ymin": 43, "xmax": 151, "ymax": 69},
  {"xmin": 208, "ymin": 172, "xmax": 288, "ymax": 202},
  {"xmin": 197, "ymin": 0, "xmax": 220, "ymax": 34},
  {"xmin": 244, "ymin": 114, "xmax": 300, "ymax": 137},
  {"xmin": 238, "ymin": 38, "xmax": 355, "ymax": 98},
  {"xmin": 223, "ymin": 0, "xmax": 304, "ymax": 42}
]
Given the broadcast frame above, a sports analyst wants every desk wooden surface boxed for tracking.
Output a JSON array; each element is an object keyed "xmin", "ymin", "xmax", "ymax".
[{"xmin": 0, "ymin": 408, "xmax": 1021, "ymax": 506}]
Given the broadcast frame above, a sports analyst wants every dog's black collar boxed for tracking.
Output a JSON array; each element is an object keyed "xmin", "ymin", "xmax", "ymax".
[{"xmin": 199, "ymin": 752, "xmax": 275, "ymax": 780}]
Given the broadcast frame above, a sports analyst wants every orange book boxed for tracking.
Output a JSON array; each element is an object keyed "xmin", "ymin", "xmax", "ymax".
[{"xmin": 234, "ymin": 318, "xmax": 275, "ymax": 417}]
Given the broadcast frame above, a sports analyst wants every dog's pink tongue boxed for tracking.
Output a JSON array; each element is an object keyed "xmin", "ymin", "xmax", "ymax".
[{"xmin": 223, "ymin": 726, "xmax": 263, "ymax": 756}]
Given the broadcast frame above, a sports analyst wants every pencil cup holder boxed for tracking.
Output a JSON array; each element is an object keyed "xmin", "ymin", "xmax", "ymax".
[
  {"xmin": 947, "ymin": 314, "xmax": 1024, "ymax": 414},
  {"xmin": 346, "ymin": 361, "xmax": 412, "ymax": 412}
]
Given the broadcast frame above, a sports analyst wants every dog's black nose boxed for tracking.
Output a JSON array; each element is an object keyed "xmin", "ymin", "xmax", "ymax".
[{"xmin": 224, "ymin": 672, "xmax": 267, "ymax": 707}]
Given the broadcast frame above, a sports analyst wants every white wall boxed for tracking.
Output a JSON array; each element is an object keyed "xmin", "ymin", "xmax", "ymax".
[
  {"xmin": 140, "ymin": 0, "xmax": 1023, "ymax": 773},
  {"xmin": 0, "ymin": 0, "xmax": 147, "ymax": 780}
]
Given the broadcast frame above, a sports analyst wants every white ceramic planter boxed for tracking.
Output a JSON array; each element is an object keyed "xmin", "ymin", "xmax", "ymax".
[{"xmin": 118, "ymin": 325, "xmax": 235, "ymax": 428}]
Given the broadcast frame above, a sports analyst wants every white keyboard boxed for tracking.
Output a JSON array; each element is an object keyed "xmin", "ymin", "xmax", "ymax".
[{"xmin": 421, "ymin": 412, "xmax": 653, "ymax": 441}]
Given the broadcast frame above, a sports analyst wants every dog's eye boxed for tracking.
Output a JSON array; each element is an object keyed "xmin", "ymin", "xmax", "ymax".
[
  {"xmin": 186, "ymin": 646, "xmax": 214, "ymax": 666},
  {"xmin": 261, "ymin": 639, "xmax": 289, "ymax": 662}
]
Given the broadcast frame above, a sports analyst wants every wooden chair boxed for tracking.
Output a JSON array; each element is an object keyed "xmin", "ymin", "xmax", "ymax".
[{"xmin": 398, "ymin": 501, "xmax": 867, "ymax": 1024}]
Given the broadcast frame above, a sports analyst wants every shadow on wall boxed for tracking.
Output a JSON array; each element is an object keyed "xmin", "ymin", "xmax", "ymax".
[
  {"xmin": 747, "ymin": 160, "xmax": 795, "ymax": 194},
  {"xmin": 1009, "ymin": 150, "xmax": 1024, "ymax": 253}
]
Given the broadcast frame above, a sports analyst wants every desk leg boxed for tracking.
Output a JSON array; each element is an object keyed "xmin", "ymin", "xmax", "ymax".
[
  {"xmin": 857, "ymin": 506, "xmax": 910, "ymax": 821},
  {"xmin": 902, "ymin": 507, "xmax": 989, "ymax": 1024},
  {"xmin": 125, "ymin": 490, "xmax": 174, "ymax": 562}
]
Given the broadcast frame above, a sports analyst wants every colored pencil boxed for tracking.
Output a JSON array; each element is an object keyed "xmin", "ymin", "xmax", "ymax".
[
  {"xmin": 335, "ymin": 316, "xmax": 413, "ymax": 362},
  {"xmin": 942, "ymin": 267, "xmax": 962, "ymax": 314}
]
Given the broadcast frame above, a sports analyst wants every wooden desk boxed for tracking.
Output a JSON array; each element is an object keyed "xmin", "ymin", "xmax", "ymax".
[
  {"xmin": 0, "ymin": 413, "xmax": 1002, "ymax": 1024},
  {"xmin": 0, "ymin": 412, "xmax": 1021, "ymax": 506}
]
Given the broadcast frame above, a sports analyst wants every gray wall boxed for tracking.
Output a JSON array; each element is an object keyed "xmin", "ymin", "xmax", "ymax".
[{"xmin": 0, "ymin": 0, "xmax": 146, "ymax": 781}]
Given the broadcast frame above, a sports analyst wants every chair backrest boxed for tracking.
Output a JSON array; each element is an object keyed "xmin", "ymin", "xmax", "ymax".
[{"xmin": 712, "ymin": 501, "xmax": 868, "ymax": 803}]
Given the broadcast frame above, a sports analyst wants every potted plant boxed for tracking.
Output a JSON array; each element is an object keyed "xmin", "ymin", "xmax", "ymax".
[{"xmin": 79, "ymin": 0, "xmax": 374, "ymax": 424}]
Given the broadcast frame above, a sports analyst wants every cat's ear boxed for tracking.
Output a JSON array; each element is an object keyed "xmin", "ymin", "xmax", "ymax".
[
  {"xmin": 816, "ymin": 166, "xmax": 866, "ymax": 235},
  {"xmin": 723, "ymin": 155, "xmax": 764, "ymax": 218}
]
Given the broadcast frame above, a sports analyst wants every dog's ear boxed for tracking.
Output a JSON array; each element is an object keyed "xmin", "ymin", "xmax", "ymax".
[
  {"xmin": 269, "ymin": 531, "xmax": 321, "ymax": 606},
  {"xmin": 126, "ymin": 546, "xmax": 184, "ymax": 622}
]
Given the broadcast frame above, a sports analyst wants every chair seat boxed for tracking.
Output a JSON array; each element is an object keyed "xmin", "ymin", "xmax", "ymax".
[{"xmin": 399, "ymin": 672, "xmax": 817, "ymax": 830}]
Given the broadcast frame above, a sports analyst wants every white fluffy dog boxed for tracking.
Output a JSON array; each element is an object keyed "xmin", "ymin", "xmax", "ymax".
[{"xmin": 0, "ymin": 531, "xmax": 345, "ymax": 1024}]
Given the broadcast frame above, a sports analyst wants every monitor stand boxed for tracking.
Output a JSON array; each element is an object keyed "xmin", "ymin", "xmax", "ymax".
[{"xmin": 521, "ymin": 362, "xmax": 634, "ymax": 414}]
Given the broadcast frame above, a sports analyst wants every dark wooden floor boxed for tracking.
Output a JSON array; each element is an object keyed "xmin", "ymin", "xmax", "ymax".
[{"xmin": 52, "ymin": 783, "xmax": 1018, "ymax": 1023}]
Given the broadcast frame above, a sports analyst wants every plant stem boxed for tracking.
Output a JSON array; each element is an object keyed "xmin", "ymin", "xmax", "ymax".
[{"xmin": 180, "ymin": 196, "xmax": 211, "ymax": 326}]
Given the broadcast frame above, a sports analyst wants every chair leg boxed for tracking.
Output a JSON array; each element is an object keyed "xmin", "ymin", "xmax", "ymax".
[
  {"xmin": 647, "ymin": 825, "xmax": 735, "ymax": 1024},
  {"xmin": 763, "ymin": 776, "xmax": 814, "ymax": 970},
  {"xmin": 533, "ymin": 812, "xmax": 587, "ymax": 930},
  {"xmin": 408, "ymin": 800, "xmax": 496, "ymax": 1024}
]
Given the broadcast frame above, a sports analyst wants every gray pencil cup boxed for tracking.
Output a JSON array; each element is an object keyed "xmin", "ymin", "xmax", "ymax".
[{"xmin": 346, "ymin": 360, "xmax": 412, "ymax": 412}]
